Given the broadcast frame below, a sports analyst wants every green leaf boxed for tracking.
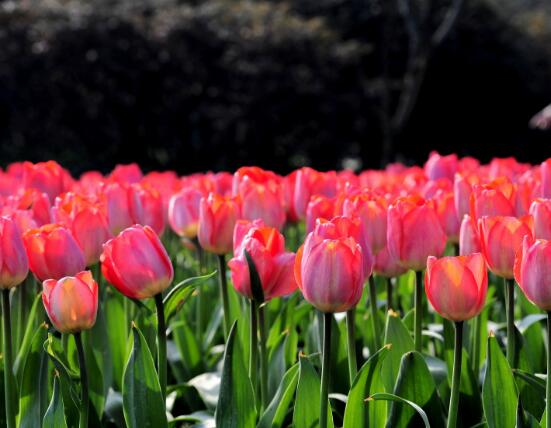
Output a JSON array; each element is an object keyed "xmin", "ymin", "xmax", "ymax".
[
  {"xmin": 267, "ymin": 332, "xmax": 288, "ymax": 401},
  {"xmin": 482, "ymin": 334, "xmax": 518, "ymax": 428},
  {"xmin": 381, "ymin": 311, "xmax": 415, "ymax": 392},
  {"xmin": 370, "ymin": 393, "xmax": 430, "ymax": 428},
  {"xmin": 122, "ymin": 325, "xmax": 167, "ymax": 428},
  {"xmin": 18, "ymin": 323, "xmax": 49, "ymax": 428},
  {"xmin": 215, "ymin": 321, "xmax": 256, "ymax": 428},
  {"xmin": 388, "ymin": 351, "xmax": 445, "ymax": 427},
  {"xmin": 172, "ymin": 319, "xmax": 204, "ymax": 378},
  {"xmin": 13, "ymin": 292, "xmax": 44, "ymax": 381},
  {"xmin": 513, "ymin": 369, "xmax": 546, "ymax": 394},
  {"xmin": 516, "ymin": 399, "xmax": 541, "ymax": 428},
  {"xmin": 163, "ymin": 271, "xmax": 217, "ymax": 322},
  {"xmin": 343, "ymin": 345, "xmax": 390, "ymax": 428},
  {"xmin": 105, "ymin": 292, "xmax": 128, "ymax": 390},
  {"xmin": 42, "ymin": 374, "xmax": 68, "ymax": 428},
  {"xmin": 244, "ymin": 250, "xmax": 264, "ymax": 303},
  {"xmin": 258, "ymin": 363, "xmax": 299, "ymax": 428},
  {"xmin": 293, "ymin": 355, "xmax": 334, "ymax": 428}
]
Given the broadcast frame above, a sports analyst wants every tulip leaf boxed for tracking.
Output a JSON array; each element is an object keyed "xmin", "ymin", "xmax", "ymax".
[
  {"xmin": 513, "ymin": 369, "xmax": 546, "ymax": 394},
  {"xmin": 172, "ymin": 319, "xmax": 204, "ymax": 377},
  {"xmin": 42, "ymin": 374, "xmax": 68, "ymax": 428},
  {"xmin": 516, "ymin": 399, "xmax": 541, "ymax": 428},
  {"xmin": 388, "ymin": 351, "xmax": 445, "ymax": 427},
  {"xmin": 267, "ymin": 332, "xmax": 288, "ymax": 401},
  {"xmin": 244, "ymin": 250, "xmax": 264, "ymax": 303},
  {"xmin": 258, "ymin": 363, "xmax": 299, "ymax": 428},
  {"xmin": 381, "ymin": 310, "xmax": 415, "ymax": 392},
  {"xmin": 369, "ymin": 393, "xmax": 431, "ymax": 428},
  {"xmin": 342, "ymin": 345, "xmax": 389, "ymax": 428},
  {"xmin": 105, "ymin": 292, "xmax": 128, "ymax": 390},
  {"xmin": 14, "ymin": 292, "xmax": 44, "ymax": 381},
  {"xmin": 215, "ymin": 321, "xmax": 256, "ymax": 428},
  {"xmin": 122, "ymin": 324, "xmax": 168, "ymax": 428},
  {"xmin": 18, "ymin": 323, "xmax": 50, "ymax": 428},
  {"xmin": 163, "ymin": 271, "xmax": 216, "ymax": 322},
  {"xmin": 482, "ymin": 334, "xmax": 518, "ymax": 428},
  {"xmin": 293, "ymin": 354, "xmax": 334, "ymax": 428}
]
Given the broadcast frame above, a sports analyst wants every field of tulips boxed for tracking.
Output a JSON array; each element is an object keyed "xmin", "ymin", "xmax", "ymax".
[{"xmin": 0, "ymin": 155, "xmax": 551, "ymax": 428}]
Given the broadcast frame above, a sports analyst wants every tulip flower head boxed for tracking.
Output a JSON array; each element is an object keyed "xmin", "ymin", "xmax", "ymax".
[
  {"xmin": 168, "ymin": 187, "xmax": 204, "ymax": 239},
  {"xmin": 514, "ymin": 235, "xmax": 551, "ymax": 311},
  {"xmin": 0, "ymin": 217, "xmax": 29, "ymax": 289},
  {"xmin": 198, "ymin": 193, "xmax": 241, "ymax": 255},
  {"xmin": 101, "ymin": 225, "xmax": 174, "ymax": 300},
  {"xmin": 425, "ymin": 253, "xmax": 488, "ymax": 321},
  {"xmin": 228, "ymin": 220, "xmax": 297, "ymax": 301},
  {"xmin": 530, "ymin": 198, "xmax": 551, "ymax": 240},
  {"xmin": 470, "ymin": 178, "xmax": 516, "ymax": 221},
  {"xmin": 459, "ymin": 215, "xmax": 481, "ymax": 256},
  {"xmin": 42, "ymin": 271, "xmax": 98, "ymax": 333}
]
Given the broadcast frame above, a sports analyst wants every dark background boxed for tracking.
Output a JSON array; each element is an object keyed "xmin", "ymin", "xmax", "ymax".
[{"xmin": 0, "ymin": 0, "xmax": 550, "ymax": 176}]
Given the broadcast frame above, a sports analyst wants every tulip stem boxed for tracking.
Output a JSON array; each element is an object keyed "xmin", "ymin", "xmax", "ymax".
[
  {"xmin": 546, "ymin": 311, "xmax": 551, "ymax": 428},
  {"xmin": 154, "ymin": 294, "xmax": 167, "ymax": 400},
  {"xmin": 74, "ymin": 332, "xmax": 89, "ymax": 428},
  {"xmin": 346, "ymin": 308, "xmax": 357, "ymax": 385},
  {"xmin": 447, "ymin": 321, "xmax": 463, "ymax": 428},
  {"xmin": 217, "ymin": 254, "xmax": 231, "ymax": 339},
  {"xmin": 249, "ymin": 299, "xmax": 258, "ymax": 396},
  {"xmin": 414, "ymin": 270, "xmax": 423, "ymax": 352},
  {"xmin": 368, "ymin": 276, "xmax": 381, "ymax": 350},
  {"xmin": 505, "ymin": 278, "xmax": 515, "ymax": 367},
  {"xmin": 194, "ymin": 239, "xmax": 204, "ymax": 341},
  {"xmin": 386, "ymin": 277, "xmax": 393, "ymax": 311},
  {"xmin": 470, "ymin": 314, "xmax": 481, "ymax": 375},
  {"xmin": 2, "ymin": 290, "xmax": 15, "ymax": 428},
  {"xmin": 258, "ymin": 304, "xmax": 269, "ymax": 411},
  {"xmin": 320, "ymin": 312, "xmax": 332, "ymax": 428}
]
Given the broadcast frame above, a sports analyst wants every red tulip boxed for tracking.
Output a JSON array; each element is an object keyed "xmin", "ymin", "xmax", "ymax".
[
  {"xmin": 168, "ymin": 187, "xmax": 204, "ymax": 239},
  {"xmin": 374, "ymin": 246, "xmax": 408, "ymax": 278},
  {"xmin": 23, "ymin": 224, "xmax": 86, "ymax": 281},
  {"xmin": 198, "ymin": 193, "xmax": 241, "ymax": 255},
  {"xmin": 228, "ymin": 220, "xmax": 296, "ymax": 300},
  {"xmin": 128, "ymin": 183, "xmax": 165, "ymax": 235},
  {"xmin": 343, "ymin": 192, "xmax": 388, "ymax": 254},
  {"xmin": 459, "ymin": 215, "xmax": 481, "ymax": 256},
  {"xmin": 293, "ymin": 167, "xmax": 337, "ymax": 219},
  {"xmin": 424, "ymin": 151, "xmax": 458, "ymax": 181},
  {"xmin": 530, "ymin": 199, "xmax": 551, "ymax": 240},
  {"xmin": 109, "ymin": 163, "xmax": 143, "ymax": 185},
  {"xmin": 306, "ymin": 195, "xmax": 336, "ymax": 234},
  {"xmin": 470, "ymin": 178, "xmax": 516, "ymax": 220},
  {"xmin": 42, "ymin": 271, "xmax": 98, "ymax": 333},
  {"xmin": 283, "ymin": 171, "xmax": 299, "ymax": 223},
  {"xmin": 22, "ymin": 161, "xmax": 73, "ymax": 203},
  {"xmin": 454, "ymin": 173, "xmax": 479, "ymax": 221},
  {"xmin": 387, "ymin": 195, "xmax": 447, "ymax": 271},
  {"xmin": 102, "ymin": 183, "xmax": 134, "ymax": 235},
  {"xmin": 295, "ymin": 223, "xmax": 365, "ymax": 313},
  {"xmin": 101, "ymin": 225, "xmax": 174, "ymax": 299},
  {"xmin": 425, "ymin": 253, "xmax": 488, "ymax": 321},
  {"xmin": 514, "ymin": 235, "xmax": 551, "ymax": 310},
  {"xmin": 0, "ymin": 217, "xmax": 29, "ymax": 289},
  {"xmin": 434, "ymin": 190, "xmax": 460, "ymax": 243},
  {"xmin": 478, "ymin": 215, "xmax": 534, "ymax": 279}
]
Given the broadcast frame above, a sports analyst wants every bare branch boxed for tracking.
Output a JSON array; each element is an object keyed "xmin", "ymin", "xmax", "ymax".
[{"xmin": 432, "ymin": 0, "xmax": 464, "ymax": 47}]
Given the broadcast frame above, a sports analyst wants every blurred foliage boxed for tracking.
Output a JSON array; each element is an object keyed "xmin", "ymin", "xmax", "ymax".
[{"xmin": 0, "ymin": 0, "xmax": 550, "ymax": 175}]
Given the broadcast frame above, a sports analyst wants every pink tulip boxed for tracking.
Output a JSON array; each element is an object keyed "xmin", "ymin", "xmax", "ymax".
[
  {"xmin": 374, "ymin": 246, "xmax": 408, "ymax": 278},
  {"xmin": 425, "ymin": 253, "xmax": 487, "ymax": 321},
  {"xmin": 454, "ymin": 173, "xmax": 479, "ymax": 221},
  {"xmin": 424, "ymin": 151, "xmax": 458, "ymax": 181},
  {"xmin": 542, "ymin": 159, "xmax": 551, "ymax": 198},
  {"xmin": 306, "ymin": 195, "xmax": 335, "ymax": 234},
  {"xmin": 459, "ymin": 215, "xmax": 481, "ymax": 256},
  {"xmin": 42, "ymin": 271, "xmax": 98, "ymax": 333},
  {"xmin": 0, "ymin": 217, "xmax": 29, "ymax": 289},
  {"xmin": 168, "ymin": 187, "xmax": 204, "ymax": 239},
  {"xmin": 22, "ymin": 161, "xmax": 73, "ymax": 202},
  {"xmin": 101, "ymin": 183, "xmax": 134, "ymax": 235},
  {"xmin": 470, "ymin": 178, "xmax": 516, "ymax": 220},
  {"xmin": 343, "ymin": 192, "xmax": 388, "ymax": 254},
  {"xmin": 198, "ymin": 193, "xmax": 241, "ymax": 255},
  {"xmin": 101, "ymin": 225, "xmax": 173, "ymax": 299},
  {"xmin": 434, "ymin": 190, "xmax": 460, "ymax": 243},
  {"xmin": 514, "ymin": 235, "xmax": 551, "ymax": 310},
  {"xmin": 128, "ymin": 183, "xmax": 165, "ymax": 235},
  {"xmin": 293, "ymin": 167, "xmax": 337, "ymax": 219},
  {"xmin": 109, "ymin": 163, "xmax": 143, "ymax": 185},
  {"xmin": 530, "ymin": 199, "xmax": 551, "ymax": 240}
]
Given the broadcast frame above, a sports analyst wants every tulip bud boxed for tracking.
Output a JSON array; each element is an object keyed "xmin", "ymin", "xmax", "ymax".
[
  {"xmin": 23, "ymin": 161, "xmax": 73, "ymax": 203},
  {"xmin": 478, "ymin": 215, "xmax": 534, "ymax": 279},
  {"xmin": 424, "ymin": 151, "xmax": 458, "ymax": 181},
  {"xmin": 109, "ymin": 163, "xmax": 143, "ymax": 185},
  {"xmin": 168, "ymin": 187, "xmax": 204, "ymax": 239},
  {"xmin": 470, "ymin": 178, "xmax": 516, "ymax": 221},
  {"xmin": 306, "ymin": 195, "xmax": 335, "ymax": 234},
  {"xmin": 228, "ymin": 220, "xmax": 297, "ymax": 301},
  {"xmin": 542, "ymin": 159, "xmax": 551, "ymax": 198},
  {"xmin": 514, "ymin": 236, "xmax": 551, "ymax": 310},
  {"xmin": 23, "ymin": 224, "xmax": 86, "ymax": 281},
  {"xmin": 128, "ymin": 183, "xmax": 165, "ymax": 236},
  {"xmin": 387, "ymin": 196, "xmax": 447, "ymax": 271},
  {"xmin": 0, "ymin": 217, "xmax": 29, "ymax": 289},
  {"xmin": 425, "ymin": 253, "xmax": 488, "ymax": 321},
  {"xmin": 293, "ymin": 167, "xmax": 337, "ymax": 219},
  {"xmin": 434, "ymin": 190, "xmax": 460, "ymax": 243},
  {"xmin": 102, "ymin": 183, "xmax": 134, "ymax": 235},
  {"xmin": 454, "ymin": 173, "xmax": 479, "ymax": 221},
  {"xmin": 530, "ymin": 198, "xmax": 551, "ymax": 240},
  {"xmin": 459, "ymin": 215, "xmax": 481, "ymax": 256},
  {"xmin": 198, "ymin": 193, "xmax": 241, "ymax": 255},
  {"xmin": 42, "ymin": 271, "xmax": 98, "ymax": 333},
  {"xmin": 373, "ymin": 246, "xmax": 408, "ymax": 278},
  {"xmin": 101, "ymin": 225, "xmax": 173, "ymax": 300},
  {"xmin": 236, "ymin": 175, "xmax": 286, "ymax": 230}
]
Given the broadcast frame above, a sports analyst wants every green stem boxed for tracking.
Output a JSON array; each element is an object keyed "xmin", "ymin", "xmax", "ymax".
[
  {"xmin": 154, "ymin": 294, "xmax": 167, "ymax": 400},
  {"xmin": 547, "ymin": 312, "xmax": 551, "ymax": 428},
  {"xmin": 386, "ymin": 277, "xmax": 394, "ymax": 311},
  {"xmin": 317, "ymin": 311, "xmax": 324, "ymax": 354},
  {"xmin": 74, "ymin": 332, "xmax": 89, "ymax": 428},
  {"xmin": 320, "ymin": 312, "xmax": 332, "ymax": 428},
  {"xmin": 414, "ymin": 270, "xmax": 423, "ymax": 352},
  {"xmin": 505, "ymin": 278, "xmax": 515, "ymax": 367},
  {"xmin": 471, "ymin": 314, "xmax": 481, "ymax": 375},
  {"xmin": 346, "ymin": 308, "xmax": 357, "ymax": 385},
  {"xmin": 368, "ymin": 276, "xmax": 381, "ymax": 350},
  {"xmin": 258, "ymin": 304, "xmax": 269, "ymax": 411},
  {"xmin": 249, "ymin": 299, "xmax": 258, "ymax": 395},
  {"xmin": 217, "ymin": 254, "xmax": 231, "ymax": 339},
  {"xmin": 447, "ymin": 321, "xmax": 463, "ymax": 428},
  {"xmin": 195, "ymin": 240, "xmax": 204, "ymax": 341},
  {"xmin": 2, "ymin": 290, "xmax": 15, "ymax": 428}
]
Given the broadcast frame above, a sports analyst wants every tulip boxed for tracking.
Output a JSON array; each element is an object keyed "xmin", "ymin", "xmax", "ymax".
[
  {"xmin": 293, "ymin": 167, "xmax": 337, "ymax": 219},
  {"xmin": 102, "ymin": 183, "xmax": 134, "ymax": 235},
  {"xmin": 374, "ymin": 246, "xmax": 408, "ymax": 311},
  {"xmin": 542, "ymin": 159, "xmax": 551, "ymax": 198},
  {"xmin": 128, "ymin": 183, "xmax": 165, "ymax": 235},
  {"xmin": 109, "ymin": 163, "xmax": 143, "ymax": 184},
  {"xmin": 530, "ymin": 198, "xmax": 551, "ymax": 240},
  {"xmin": 23, "ymin": 224, "xmax": 86, "ymax": 281},
  {"xmin": 168, "ymin": 187, "xmax": 204, "ymax": 239},
  {"xmin": 454, "ymin": 173, "xmax": 479, "ymax": 221},
  {"xmin": 426, "ymin": 253, "xmax": 488, "ymax": 428},
  {"xmin": 424, "ymin": 151, "xmax": 458, "ymax": 181},
  {"xmin": 198, "ymin": 193, "xmax": 241, "ymax": 255},
  {"xmin": 459, "ymin": 215, "xmax": 481, "ymax": 256},
  {"xmin": 0, "ymin": 217, "xmax": 29, "ymax": 289},
  {"xmin": 236, "ymin": 176, "xmax": 286, "ymax": 230},
  {"xmin": 434, "ymin": 190, "xmax": 460, "ymax": 243},
  {"xmin": 101, "ymin": 224, "xmax": 173, "ymax": 300},
  {"xmin": 101, "ymin": 224, "xmax": 173, "ymax": 399},
  {"xmin": 283, "ymin": 171, "xmax": 299, "ymax": 223},
  {"xmin": 229, "ymin": 220, "xmax": 297, "ymax": 301},
  {"xmin": 42, "ymin": 271, "xmax": 98, "ymax": 333},
  {"xmin": 22, "ymin": 161, "xmax": 72, "ymax": 202},
  {"xmin": 306, "ymin": 195, "xmax": 335, "ymax": 234},
  {"xmin": 343, "ymin": 192, "xmax": 388, "ymax": 254},
  {"xmin": 470, "ymin": 177, "xmax": 516, "ymax": 221}
]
